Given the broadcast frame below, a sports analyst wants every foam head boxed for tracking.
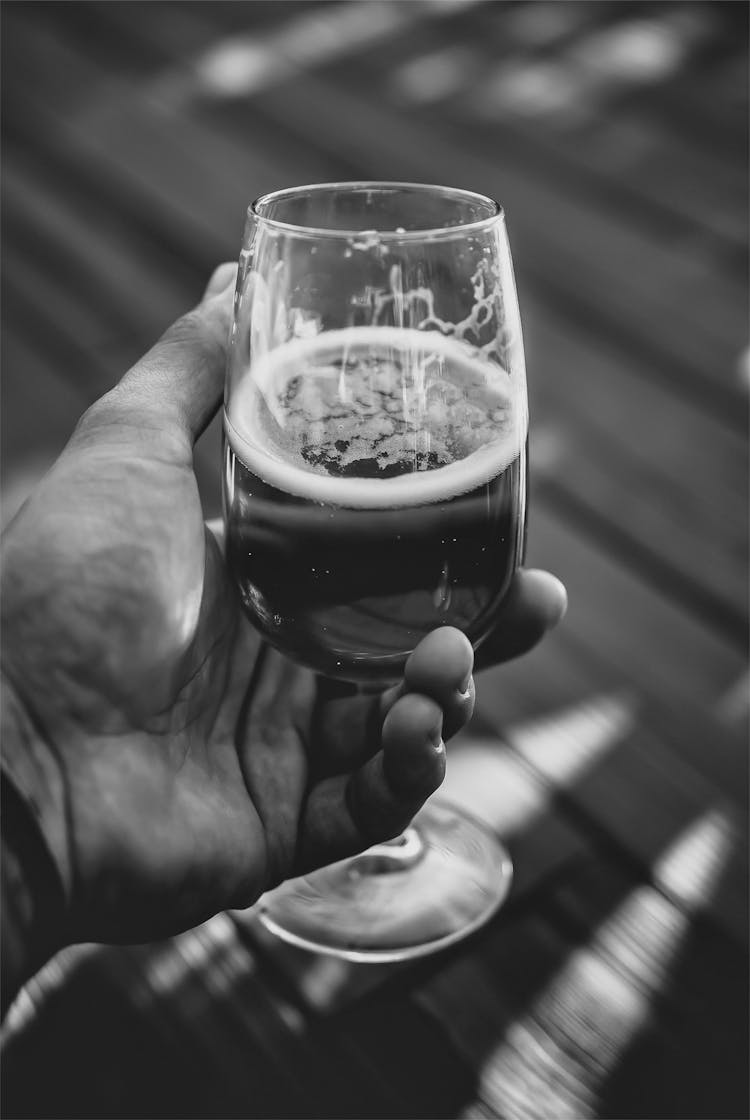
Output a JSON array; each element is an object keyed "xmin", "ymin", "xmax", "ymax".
[{"xmin": 226, "ymin": 327, "xmax": 527, "ymax": 508}]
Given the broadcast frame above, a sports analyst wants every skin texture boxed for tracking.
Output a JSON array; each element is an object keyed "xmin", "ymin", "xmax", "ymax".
[{"xmin": 0, "ymin": 264, "xmax": 567, "ymax": 959}]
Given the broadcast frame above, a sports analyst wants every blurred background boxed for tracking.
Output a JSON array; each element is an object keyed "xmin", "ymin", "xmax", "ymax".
[{"xmin": 1, "ymin": 2, "xmax": 748, "ymax": 1118}]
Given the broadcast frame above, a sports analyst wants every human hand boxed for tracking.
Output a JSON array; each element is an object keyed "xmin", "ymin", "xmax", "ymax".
[{"xmin": 0, "ymin": 264, "xmax": 566, "ymax": 970}]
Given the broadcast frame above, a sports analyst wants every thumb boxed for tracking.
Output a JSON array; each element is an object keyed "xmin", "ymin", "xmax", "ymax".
[
  {"xmin": 109, "ymin": 262, "xmax": 237, "ymax": 443},
  {"xmin": 202, "ymin": 260, "xmax": 237, "ymax": 301}
]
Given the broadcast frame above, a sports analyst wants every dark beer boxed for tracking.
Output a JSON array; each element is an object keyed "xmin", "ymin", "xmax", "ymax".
[{"xmin": 224, "ymin": 327, "xmax": 527, "ymax": 682}]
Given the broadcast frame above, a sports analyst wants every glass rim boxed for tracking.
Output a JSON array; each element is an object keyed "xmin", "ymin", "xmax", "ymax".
[{"xmin": 249, "ymin": 181, "xmax": 504, "ymax": 241}]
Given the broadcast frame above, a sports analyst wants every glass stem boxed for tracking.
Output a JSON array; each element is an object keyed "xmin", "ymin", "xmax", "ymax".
[{"xmin": 345, "ymin": 683, "xmax": 426, "ymax": 875}]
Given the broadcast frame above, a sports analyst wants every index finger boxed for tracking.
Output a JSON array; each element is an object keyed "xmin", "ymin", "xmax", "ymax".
[{"xmin": 312, "ymin": 626, "xmax": 474, "ymax": 778}]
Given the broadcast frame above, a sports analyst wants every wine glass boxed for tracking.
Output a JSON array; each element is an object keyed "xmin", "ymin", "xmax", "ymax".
[{"xmin": 223, "ymin": 182, "xmax": 527, "ymax": 961}]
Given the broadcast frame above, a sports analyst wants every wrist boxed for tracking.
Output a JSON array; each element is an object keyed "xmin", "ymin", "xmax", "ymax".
[
  {"xmin": 1, "ymin": 675, "xmax": 71, "ymax": 1012},
  {"xmin": 1, "ymin": 775, "xmax": 68, "ymax": 1013}
]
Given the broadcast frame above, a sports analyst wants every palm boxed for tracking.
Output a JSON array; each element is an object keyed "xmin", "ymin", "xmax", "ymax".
[{"xmin": 2, "ymin": 406, "xmax": 316, "ymax": 941}]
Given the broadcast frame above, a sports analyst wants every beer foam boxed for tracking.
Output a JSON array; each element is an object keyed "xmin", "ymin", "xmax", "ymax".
[{"xmin": 225, "ymin": 326, "xmax": 527, "ymax": 509}]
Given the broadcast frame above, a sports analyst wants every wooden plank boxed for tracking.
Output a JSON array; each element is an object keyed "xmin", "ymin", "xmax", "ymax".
[
  {"xmin": 0, "ymin": 327, "xmax": 91, "ymax": 527},
  {"xmin": 326, "ymin": 993, "xmax": 481, "ymax": 1120},
  {"xmin": 471, "ymin": 502, "xmax": 748, "ymax": 942},
  {"xmin": 3, "ymin": 914, "xmax": 418, "ymax": 1118},
  {"xmin": 2, "ymin": 151, "xmax": 194, "ymax": 343},
  {"xmin": 525, "ymin": 297, "xmax": 748, "ymax": 642},
  {"xmin": 239, "ymin": 72, "xmax": 747, "ymax": 423},
  {"xmin": 141, "ymin": 919, "xmax": 378, "ymax": 1117},
  {"xmin": 2, "ymin": 6, "xmax": 333, "ymax": 221},
  {"xmin": 532, "ymin": 470, "xmax": 746, "ymax": 648},
  {"xmin": 474, "ymin": 668, "xmax": 748, "ymax": 945},
  {"xmin": 92, "ymin": 0, "xmax": 491, "ymax": 90},
  {"xmin": 1, "ymin": 240, "xmax": 128, "ymax": 393},
  {"xmin": 0, "ymin": 328, "xmax": 88, "ymax": 463},
  {"xmin": 11, "ymin": 4, "xmax": 738, "ymax": 645},
  {"xmin": 120, "ymin": 919, "xmax": 477, "ymax": 1119},
  {"xmin": 52, "ymin": 0, "xmax": 226, "ymax": 74},
  {"xmin": 4, "ymin": 4, "xmax": 747, "ymax": 424},
  {"xmin": 341, "ymin": 8, "xmax": 747, "ymax": 255},
  {"xmin": 3, "ymin": 242, "xmax": 224, "ymax": 521},
  {"xmin": 481, "ymin": 519, "xmax": 747, "ymax": 757},
  {"xmin": 1, "ymin": 935, "xmax": 304, "ymax": 1119},
  {"xmin": 536, "ymin": 111, "xmax": 747, "ymax": 253},
  {"xmin": 525, "ymin": 505, "xmax": 745, "ymax": 715},
  {"xmin": 415, "ymin": 859, "xmax": 748, "ymax": 1119},
  {"xmin": 482, "ymin": 625, "xmax": 748, "ymax": 811},
  {"xmin": 545, "ymin": 859, "xmax": 749, "ymax": 1118},
  {"xmin": 4, "ymin": 14, "xmax": 747, "ymax": 445},
  {"xmin": 314, "ymin": 9, "xmax": 748, "ymax": 290},
  {"xmin": 0, "ymin": 19, "xmax": 230, "ymax": 264},
  {"xmin": 4, "ymin": 5, "xmax": 747, "ymax": 427},
  {"xmin": 77, "ymin": 0, "xmax": 325, "ymax": 67},
  {"xmin": 441, "ymin": 732, "xmax": 589, "ymax": 899},
  {"xmin": 5, "ymin": 866, "xmax": 745, "ymax": 1119},
  {"xmin": 526, "ymin": 297, "xmax": 748, "ymax": 524},
  {"xmin": 2, "ymin": 259, "xmax": 224, "ymax": 524},
  {"xmin": 1, "ymin": 9, "xmax": 745, "ymax": 1120},
  {"xmin": 511, "ymin": 713, "xmax": 748, "ymax": 943},
  {"xmin": 620, "ymin": 32, "xmax": 749, "ymax": 154}
]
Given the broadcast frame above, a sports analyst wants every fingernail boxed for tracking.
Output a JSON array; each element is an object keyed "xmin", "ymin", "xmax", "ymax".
[
  {"xmin": 429, "ymin": 723, "xmax": 445, "ymax": 752},
  {"xmin": 459, "ymin": 670, "xmax": 472, "ymax": 696}
]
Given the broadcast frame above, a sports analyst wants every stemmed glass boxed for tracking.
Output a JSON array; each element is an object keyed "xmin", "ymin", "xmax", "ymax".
[{"xmin": 223, "ymin": 182, "xmax": 527, "ymax": 961}]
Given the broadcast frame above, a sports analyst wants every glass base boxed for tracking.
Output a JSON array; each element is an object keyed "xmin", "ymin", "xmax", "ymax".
[{"xmin": 256, "ymin": 799, "xmax": 513, "ymax": 963}]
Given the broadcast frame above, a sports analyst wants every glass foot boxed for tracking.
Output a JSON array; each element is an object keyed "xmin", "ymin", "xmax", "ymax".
[{"xmin": 256, "ymin": 799, "xmax": 513, "ymax": 962}]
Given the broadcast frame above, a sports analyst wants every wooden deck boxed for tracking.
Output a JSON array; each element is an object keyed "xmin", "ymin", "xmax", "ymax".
[{"xmin": 1, "ymin": 2, "xmax": 748, "ymax": 1118}]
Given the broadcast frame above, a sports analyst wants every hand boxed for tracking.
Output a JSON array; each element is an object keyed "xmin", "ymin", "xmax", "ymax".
[{"xmin": 0, "ymin": 264, "xmax": 566, "ymax": 964}]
